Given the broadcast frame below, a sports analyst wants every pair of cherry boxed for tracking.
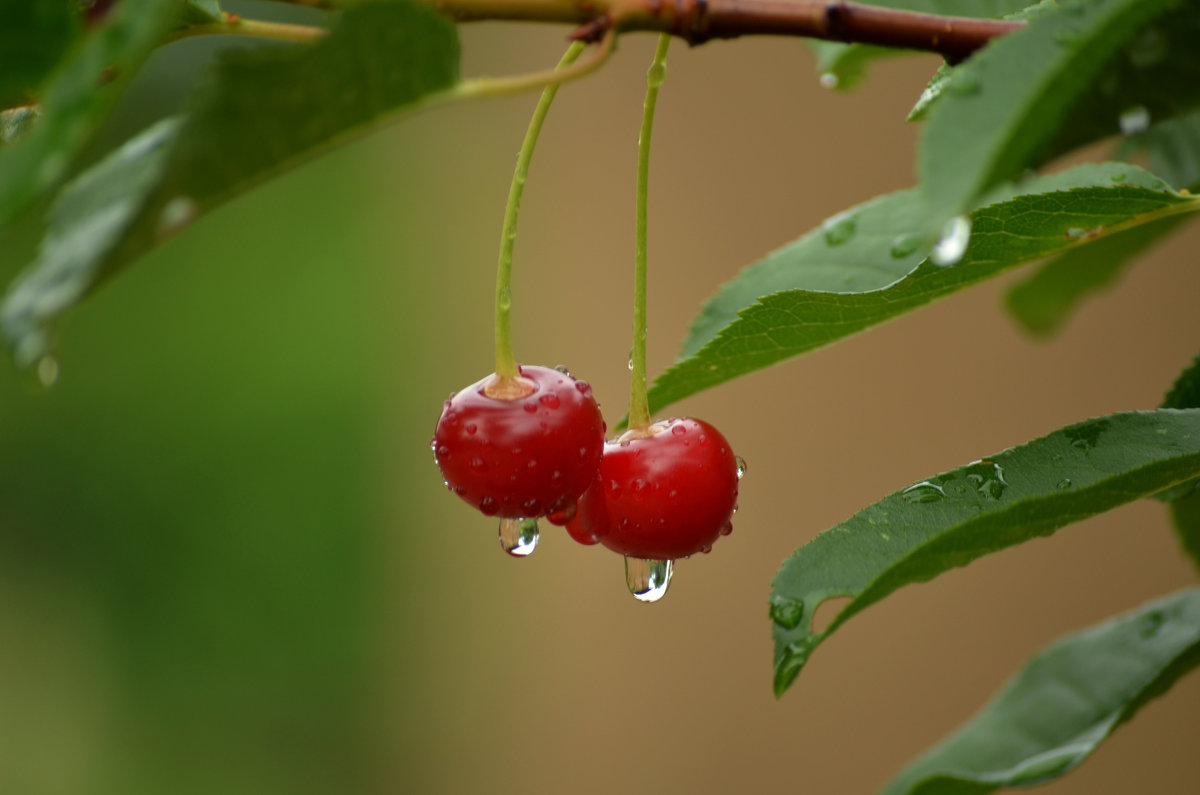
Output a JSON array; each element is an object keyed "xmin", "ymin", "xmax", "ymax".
[{"xmin": 433, "ymin": 364, "xmax": 741, "ymax": 600}]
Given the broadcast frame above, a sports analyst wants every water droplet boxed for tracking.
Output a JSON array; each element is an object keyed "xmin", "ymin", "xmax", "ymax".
[
  {"xmin": 157, "ymin": 196, "xmax": 198, "ymax": 240},
  {"xmin": 889, "ymin": 233, "xmax": 922, "ymax": 259},
  {"xmin": 671, "ymin": 424, "xmax": 686, "ymax": 436},
  {"xmin": 465, "ymin": 423, "xmax": 477, "ymax": 435},
  {"xmin": 546, "ymin": 501, "xmax": 577, "ymax": 526},
  {"xmin": 1119, "ymin": 105, "xmax": 1151, "ymax": 136},
  {"xmin": 1065, "ymin": 419, "xmax": 1110, "ymax": 451},
  {"xmin": 720, "ymin": 520, "xmax": 733, "ymax": 536},
  {"xmin": 769, "ymin": 596, "xmax": 804, "ymax": 629},
  {"xmin": 574, "ymin": 381, "xmax": 592, "ymax": 397},
  {"xmin": 964, "ymin": 459, "xmax": 1007, "ymax": 501},
  {"xmin": 1057, "ymin": 478, "xmax": 1072, "ymax": 490},
  {"xmin": 1110, "ymin": 172, "xmax": 1126, "ymax": 183},
  {"xmin": 931, "ymin": 216, "xmax": 971, "ymax": 266},
  {"xmin": 735, "ymin": 456, "xmax": 747, "ymax": 480},
  {"xmin": 522, "ymin": 402, "xmax": 537, "ymax": 413},
  {"xmin": 554, "ymin": 364, "xmax": 571, "ymax": 375},
  {"xmin": 1139, "ymin": 609, "xmax": 1165, "ymax": 638},
  {"xmin": 902, "ymin": 481, "xmax": 945, "ymax": 504},
  {"xmin": 436, "ymin": 445, "xmax": 450, "ymax": 459},
  {"xmin": 646, "ymin": 62, "xmax": 666, "ymax": 88},
  {"xmin": 949, "ymin": 72, "xmax": 980, "ymax": 96},
  {"xmin": 36, "ymin": 356, "xmax": 59, "ymax": 387},
  {"xmin": 539, "ymin": 393, "xmax": 559, "ymax": 409},
  {"xmin": 498, "ymin": 286, "xmax": 512, "ymax": 311},
  {"xmin": 469, "ymin": 456, "xmax": 486, "ymax": 471},
  {"xmin": 499, "ymin": 517, "xmax": 539, "ymax": 557},
  {"xmin": 822, "ymin": 213, "xmax": 857, "ymax": 247},
  {"xmin": 479, "ymin": 496, "xmax": 499, "ymax": 515},
  {"xmin": 1066, "ymin": 225, "xmax": 1103, "ymax": 240},
  {"xmin": 606, "ymin": 479, "xmax": 622, "ymax": 498},
  {"xmin": 521, "ymin": 497, "xmax": 541, "ymax": 514},
  {"xmin": 628, "ymin": 349, "xmax": 634, "ymax": 370},
  {"xmin": 819, "ymin": 72, "xmax": 839, "ymax": 89},
  {"xmin": 625, "ymin": 557, "xmax": 673, "ymax": 602}
]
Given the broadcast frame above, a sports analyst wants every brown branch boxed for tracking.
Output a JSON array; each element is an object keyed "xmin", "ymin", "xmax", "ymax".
[{"xmin": 433, "ymin": 0, "xmax": 1024, "ymax": 63}]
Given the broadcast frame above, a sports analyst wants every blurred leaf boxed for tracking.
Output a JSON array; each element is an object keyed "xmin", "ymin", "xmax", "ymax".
[
  {"xmin": 880, "ymin": 588, "xmax": 1200, "ymax": 795},
  {"xmin": 0, "ymin": 0, "xmax": 180, "ymax": 225},
  {"xmin": 918, "ymin": 0, "xmax": 1200, "ymax": 234},
  {"xmin": 1119, "ymin": 110, "xmax": 1200, "ymax": 191},
  {"xmin": 1004, "ymin": 212, "xmax": 1191, "ymax": 338},
  {"xmin": 805, "ymin": 0, "xmax": 1031, "ymax": 90},
  {"xmin": 1171, "ymin": 493, "xmax": 1200, "ymax": 576},
  {"xmin": 647, "ymin": 163, "xmax": 1195, "ymax": 416},
  {"xmin": 770, "ymin": 409, "xmax": 1200, "ymax": 697},
  {"xmin": 2, "ymin": 0, "xmax": 459, "ymax": 370},
  {"xmin": 0, "ymin": 0, "xmax": 80, "ymax": 108},
  {"xmin": 180, "ymin": 0, "xmax": 225, "ymax": 27}
]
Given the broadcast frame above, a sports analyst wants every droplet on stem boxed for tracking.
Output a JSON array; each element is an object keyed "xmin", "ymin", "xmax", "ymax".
[
  {"xmin": 499, "ymin": 517, "xmax": 539, "ymax": 557},
  {"xmin": 625, "ymin": 556, "xmax": 673, "ymax": 602}
]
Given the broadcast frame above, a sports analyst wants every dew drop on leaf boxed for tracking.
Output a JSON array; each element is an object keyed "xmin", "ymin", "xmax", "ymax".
[
  {"xmin": 822, "ymin": 213, "xmax": 857, "ymax": 246},
  {"xmin": 889, "ymin": 233, "xmax": 922, "ymax": 259},
  {"xmin": 901, "ymin": 481, "xmax": 945, "ymax": 504},
  {"xmin": 770, "ymin": 597, "xmax": 804, "ymax": 629},
  {"xmin": 499, "ymin": 517, "xmax": 539, "ymax": 557},
  {"xmin": 625, "ymin": 556, "xmax": 672, "ymax": 602}
]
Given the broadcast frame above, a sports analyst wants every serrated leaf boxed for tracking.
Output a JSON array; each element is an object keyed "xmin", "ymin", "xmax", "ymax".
[
  {"xmin": 0, "ymin": 0, "xmax": 80, "ymax": 108},
  {"xmin": 770, "ymin": 409, "xmax": 1200, "ymax": 698},
  {"xmin": 805, "ymin": 0, "xmax": 1031, "ymax": 91},
  {"xmin": 918, "ymin": 0, "xmax": 1200, "ymax": 233},
  {"xmin": 647, "ymin": 163, "xmax": 1195, "ymax": 416},
  {"xmin": 1004, "ymin": 212, "xmax": 1191, "ymax": 338},
  {"xmin": 879, "ymin": 588, "xmax": 1200, "ymax": 795},
  {"xmin": 2, "ymin": 0, "xmax": 460, "ymax": 368},
  {"xmin": 0, "ymin": 0, "xmax": 180, "ymax": 226}
]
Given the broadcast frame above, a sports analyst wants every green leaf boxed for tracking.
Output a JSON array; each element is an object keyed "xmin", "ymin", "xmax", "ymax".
[
  {"xmin": 180, "ymin": 0, "xmax": 225, "ymax": 27},
  {"xmin": 880, "ymin": 588, "xmax": 1200, "ymax": 795},
  {"xmin": 2, "ymin": 0, "xmax": 460, "ymax": 369},
  {"xmin": 1171, "ymin": 493, "xmax": 1200, "ymax": 576},
  {"xmin": 804, "ymin": 0, "xmax": 1032, "ymax": 91},
  {"xmin": 647, "ymin": 163, "xmax": 1194, "ymax": 416},
  {"xmin": 0, "ymin": 0, "xmax": 80, "ymax": 108},
  {"xmin": 770, "ymin": 408, "xmax": 1200, "ymax": 697},
  {"xmin": 0, "ymin": 0, "xmax": 181, "ymax": 226},
  {"xmin": 1004, "ymin": 212, "xmax": 1192, "ymax": 338},
  {"xmin": 918, "ymin": 0, "xmax": 1200, "ymax": 233}
]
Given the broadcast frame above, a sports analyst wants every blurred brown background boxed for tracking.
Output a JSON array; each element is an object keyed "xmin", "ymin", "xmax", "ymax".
[{"xmin": 2, "ymin": 9, "xmax": 1199, "ymax": 795}]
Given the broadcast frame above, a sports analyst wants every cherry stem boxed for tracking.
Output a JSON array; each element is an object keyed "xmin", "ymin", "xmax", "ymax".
[
  {"xmin": 166, "ymin": 14, "xmax": 326, "ymax": 45},
  {"xmin": 628, "ymin": 34, "xmax": 670, "ymax": 432},
  {"xmin": 493, "ymin": 41, "xmax": 588, "ymax": 380}
]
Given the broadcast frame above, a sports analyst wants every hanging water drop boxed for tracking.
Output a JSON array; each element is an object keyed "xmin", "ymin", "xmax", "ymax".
[
  {"xmin": 625, "ymin": 556, "xmax": 673, "ymax": 602},
  {"xmin": 931, "ymin": 215, "xmax": 971, "ymax": 266},
  {"xmin": 1119, "ymin": 105, "xmax": 1151, "ymax": 136},
  {"xmin": 499, "ymin": 517, "xmax": 539, "ymax": 557},
  {"xmin": 819, "ymin": 72, "xmax": 839, "ymax": 89},
  {"xmin": 769, "ymin": 596, "xmax": 805, "ymax": 629},
  {"xmin": 628, "ymin": 349, "xmax": 634, "ymax": 370},
  {"xmin": 735, "ymin": 456, "xmax": 747, "ymax": 480}
]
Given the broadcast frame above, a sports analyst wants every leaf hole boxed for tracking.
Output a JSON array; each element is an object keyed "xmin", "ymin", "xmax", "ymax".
[{"xmin": 811, "ymin": 595, "xmax": 853, "ymax": 635}]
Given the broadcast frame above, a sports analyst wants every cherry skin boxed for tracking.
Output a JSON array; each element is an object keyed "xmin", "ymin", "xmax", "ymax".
[
  {"xmin": 578, "ymin": 417, "xmax": 740, "ymax": 560},
  {"xmin": 433, "ymin": 365, "xmax": 605, "ymax": 520}
]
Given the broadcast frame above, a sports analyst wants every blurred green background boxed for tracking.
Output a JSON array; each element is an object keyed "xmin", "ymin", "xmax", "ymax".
[{"xmin": 2, "ymin": 5, "xmax": 1199, "ymax": 794}]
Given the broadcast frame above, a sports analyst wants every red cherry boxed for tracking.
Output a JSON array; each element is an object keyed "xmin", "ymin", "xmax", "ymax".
[
  {"xmin": 433, "ymin": 365, "xmax": 605, "ymax": 520},
  {"xmin": 588, "ymin": 418, "xmax": 741, "ymax": 560}
]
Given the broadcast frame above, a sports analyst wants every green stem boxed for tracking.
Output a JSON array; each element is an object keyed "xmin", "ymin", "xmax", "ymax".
[
  {"xmin": 493, "ymin": 41, "xmax": 587, "ymax": 380},
  {"xmin": 167, "ymin": 15, "xmax": 326, "ymax": 45},
  {"xmin": 628, "ymin": 34, "xmax": 671, "ymax": 431}
]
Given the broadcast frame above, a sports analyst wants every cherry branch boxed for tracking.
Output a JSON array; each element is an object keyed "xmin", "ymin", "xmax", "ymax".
[{"xmin": 434, "ymin": 0, "xmax": 1024, "ymax": 63}]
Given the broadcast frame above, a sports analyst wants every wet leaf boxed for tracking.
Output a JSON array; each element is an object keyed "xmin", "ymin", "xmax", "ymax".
[
  {"xmin": 770, "ymin": 409, "xmax": 1200, "ymax": 697},
  {"xmin": 880, "ymin": 588, "xmax": 1200, "ymax": 795},
  {"xmin": 646, "ymin": 163, "xmax": 1195, "ymax": 416},
  {"xmin": 919, "ymin": 0, "xmax": 1200, "ymax": 233},
  {"xmin": 2, "ymin": 0, "xmax": 459, "ymax": 369},
  {"xmin": 1120, "ymin": 109, "xmax": 1200, "ymax": 191}
]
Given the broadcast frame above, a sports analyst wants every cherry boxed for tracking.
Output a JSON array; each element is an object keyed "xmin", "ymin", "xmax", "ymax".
[
  {"xmin": 576, "ymin": 417, "xmax": 742, "ymax": 561},
  {"xmin": 433, "ymin": 365, "xmax": 606, "ymax": 553}
]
